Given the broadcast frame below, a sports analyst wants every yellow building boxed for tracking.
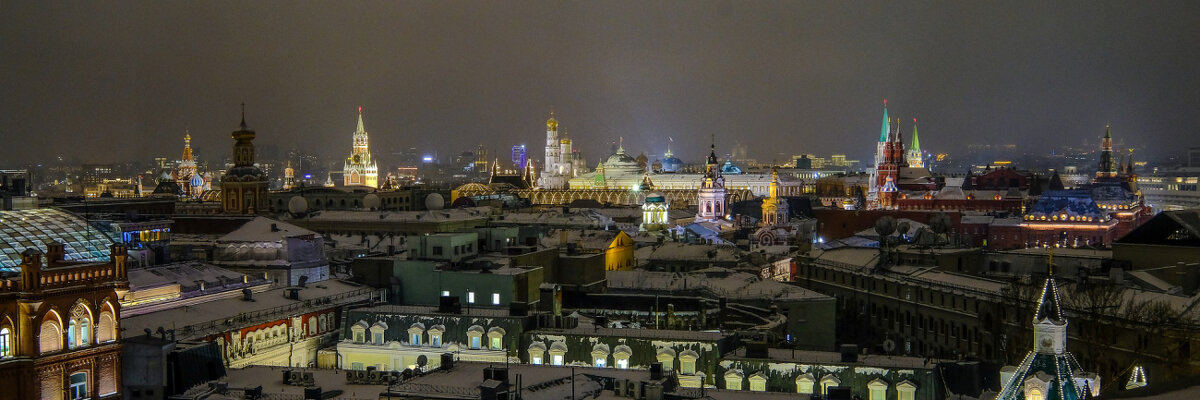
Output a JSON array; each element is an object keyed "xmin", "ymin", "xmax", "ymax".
[{"xmin": 605, "ymin": 231, "xmax": 635, "ymax": 271}]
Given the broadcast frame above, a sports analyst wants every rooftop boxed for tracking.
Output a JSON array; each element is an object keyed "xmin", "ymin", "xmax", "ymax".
[
  {"xmin": 726, "ymin": 347, "xmax": 941, "ymax": 370},
  {"xmin": 0, "ymin": 208, "xmax": 115, "ymax": 273},
  {"xmin": 607, "ymin": 269, "xmax": 829, "ymax": 301},
  {"xmin": 124, "ymin": 279, "xmax": 376, "ymax": 340},
  {"xmin": 218, "ymin": 216, "xmax": 316, "ymax": 242}
]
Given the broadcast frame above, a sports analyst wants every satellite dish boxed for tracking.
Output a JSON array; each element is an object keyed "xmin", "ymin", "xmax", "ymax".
[
  {"xmin": 424, "ymin": 193, "xmax": 445, "ymax": 210},
  {"xmin": 287, "ymin": 196, "xmax": 308, "ymax": 215},
  {"xmin": 363, "ymin": 193, "xmax": 381, "ymax": 210},
  {"xmin": 417, "ymin": 354, "xmax": 428, "ymax": 367}
]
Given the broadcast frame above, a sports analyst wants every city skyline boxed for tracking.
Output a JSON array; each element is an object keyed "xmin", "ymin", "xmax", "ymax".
[{"xmin": 3, "ymin": 2, "xmax": 1200, "ymax": 165}]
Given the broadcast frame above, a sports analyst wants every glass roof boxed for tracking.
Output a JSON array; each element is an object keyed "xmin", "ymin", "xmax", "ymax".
[{"xmin": 0, "ymin": 208, "xmax": 115, "ymax": 273}]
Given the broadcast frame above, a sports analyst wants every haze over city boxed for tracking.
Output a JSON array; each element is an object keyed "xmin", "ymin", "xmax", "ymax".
[{"xmin": 3, "ymin": 1, "xmax": 1200, "ymax": 164}]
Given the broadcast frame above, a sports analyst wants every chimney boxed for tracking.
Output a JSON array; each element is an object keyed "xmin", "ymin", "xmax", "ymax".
[
  {"xmin": 242, "ymin": 288, "xmax": 255, "ymax": 301},
  {"xmin": 271, "ymin": 223, "xmax": 280, "ymax": 232},
  {"xmin": 44, "ymin": 241, "xmax": 65, "ymax": 263},
  {"xmin": 19, "ymin": 248, "xmax": 42, "ymax": 292},
  {"xmin": 110, "ymin": 244, "xmax": 128, "ymax": 280}
]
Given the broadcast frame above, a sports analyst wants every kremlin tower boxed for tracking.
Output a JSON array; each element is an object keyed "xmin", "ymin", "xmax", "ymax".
[
  {"xmin": 343, "ymin": 107, "xmax": 379, "ymax": 188},
  {"xmin": 906, "ymin": 118, "xmax": 923, "ymax": 168},
  {"xmin": 867, "ymin": 99, "xmax": 906, "ymax": 209}
]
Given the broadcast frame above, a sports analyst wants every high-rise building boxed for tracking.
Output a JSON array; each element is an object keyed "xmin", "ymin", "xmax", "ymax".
[
  {"xmin": 343, "ymin": 107, "xmax": 378, "ymax": 188},
  {"xmin": 511, "ymin": 145, "xmax": 528, "ymax": 170},
  {"xmin": 220, "ymin": 106, "xmax": 269, "ymax": 214}
]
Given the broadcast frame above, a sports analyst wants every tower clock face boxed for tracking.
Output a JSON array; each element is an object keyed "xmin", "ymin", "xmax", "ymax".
[{"xmin": 1040, "ymin": 336, "xmax": 1054, "ymax": 351}]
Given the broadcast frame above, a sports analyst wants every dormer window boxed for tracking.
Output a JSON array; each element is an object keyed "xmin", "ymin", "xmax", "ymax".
[
  {"xmin": 369, "ymin": 321, "xmax": 388, "ymax": 345},
  {"xmin": 407, "ymin": 323, "xmax": 425, "ymax": 346},
  {"xmin": 428, "ymin": 325, "xmax": 445, "ymax": 347},
  {"xmin": 350, "ymin": 320, "xmax": 369, "ymax": 344}
]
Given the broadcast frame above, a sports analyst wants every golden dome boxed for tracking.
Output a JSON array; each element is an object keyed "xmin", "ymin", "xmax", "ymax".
[
  {"xmin": 560, "ymin": 138, "xmax": 571, "ymax": 144},
  {"xmin": 546, "ymin": 112, "xmax": 558, "ymax": 130}
]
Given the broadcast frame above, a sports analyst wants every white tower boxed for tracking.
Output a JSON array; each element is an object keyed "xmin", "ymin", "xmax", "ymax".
[{"xmin": 696, "ymin": 142, "xmax": 727, "ymax": 222}]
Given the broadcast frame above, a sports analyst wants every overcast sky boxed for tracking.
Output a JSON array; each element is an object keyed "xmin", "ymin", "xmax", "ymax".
[{"xmin": 2, "ymin": 1, "xmax": 1199, "ymax": 166}]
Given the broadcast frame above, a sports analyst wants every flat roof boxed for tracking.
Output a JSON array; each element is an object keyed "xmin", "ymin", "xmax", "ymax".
[
  {"xmin": 726, "ymin": 347, "xmax": 941, "ymax": 370},
  {"xmin": 124, "ymin": 279, "xmax": 374, "ymax": 340}
]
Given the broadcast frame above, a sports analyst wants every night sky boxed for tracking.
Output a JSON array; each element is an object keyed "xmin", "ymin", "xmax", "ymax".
[{"xmin": 3, "ymin": 1, "xmax": 1199, "ymax": 166}]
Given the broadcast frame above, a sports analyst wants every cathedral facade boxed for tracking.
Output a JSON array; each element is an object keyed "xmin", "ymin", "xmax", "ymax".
[{"xmin": 343, "ymin": 107, "xmax": 379, "ymax": 188}]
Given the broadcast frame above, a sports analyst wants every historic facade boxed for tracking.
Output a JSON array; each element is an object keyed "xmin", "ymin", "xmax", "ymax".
[
  {"xmin": 220, "ymin": 108, "xmax": 270, "ymax": 214},
  {"xmin": 173, "ymin": 132, "xmax": 207, "ymax": 198},
  {"xmin": 0, "ymin": 242, "xmax": 128, "ymax": 400},
  {"xmin": 696, "ymin": 143, "xmax": 727, "ymax": 222},
  {"xmin": 537, "ymin": 112, "xmax": 576, "ymax": 189},
  {"xmin": 343, "ymin": 107, "xmax": 379, "ymax": 188}
]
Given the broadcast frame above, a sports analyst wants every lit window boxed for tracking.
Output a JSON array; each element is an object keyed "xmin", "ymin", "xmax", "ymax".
[
  {"xmin": 492, "ymin": 293, "xmax": 501, "ymax": 305},
  {"xmin": 69, "ymin": 372, "xmax": 87, "ymax": 400},
  {"xmin": 468, "ymin": 292, "xmax": 475, "ymax": 303},
  {"xmin": 441, "ymin": 290, "xmax": 450, "ymax": 297},
  {"xmin": 0, "ymin": 328, "xmax": 9, "ymax": 357},
  {"xmin": 553, "ymin": 354, "xmax": 564, "ymax": 365}
]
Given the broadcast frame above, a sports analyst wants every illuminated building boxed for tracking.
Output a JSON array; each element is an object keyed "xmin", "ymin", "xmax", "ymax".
[
  {"xmin": 760, "ymin": 168, "xmax": 788, "ymax": 227},
  {"xmin": 907, "ymin": 119, "xmax": 924, "ymax": 168},
  {"xmin": 343, "ymin": 107, "xmax": 378, "ymax": 188},
  {"xmin": 174, "ymin": 132, "xmax": 206, "ymax": 198},
  {"xmin": 639, "ymin": 179, "xmax": 670, "ymax": 232},
  {"xmin": 995, "ymin": 269, "xmax": 1100, "ymax": 400},
  {"xmin": 0, "ymin": 242, "xmax": 128, "ymax": 399},
  {"xmin": 282, "ymin": 161, "xmax": 296, "ymax": 190},
  {"xmin": 538, "ymin": 112, "xmax": 576, "ymax": 189},
  {"xmin": 219, "ymin": 107, "xmax": 269, "ymax": 214},
  {"xmin": 511, "ymin": 145, "xmax": 528, "ymax": 171},
  {"xmin": 696, "ymin": 142, "xmax": 727, "ymax": 222}
]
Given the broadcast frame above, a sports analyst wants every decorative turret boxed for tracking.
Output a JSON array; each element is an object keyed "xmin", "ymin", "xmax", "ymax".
[
  {"xmin": 697, "ymin": 139, "xmax": 727, "ymax": 222},
  {"xmin": 221, "ymin": 104, "xmax": 269, "ymax": 214}
]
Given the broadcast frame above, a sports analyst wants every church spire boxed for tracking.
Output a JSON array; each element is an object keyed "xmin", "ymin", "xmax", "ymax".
[
  {"xmin": 879, "ymin": 99, "xmax": 890, "ymax": 142},
  {"xmin": 910, "ymin": 118, "xmax": 920, "ymax": 152},
  {"xmin": 356, "ymin": 106, "xmax": 365, "ymax": 133}
]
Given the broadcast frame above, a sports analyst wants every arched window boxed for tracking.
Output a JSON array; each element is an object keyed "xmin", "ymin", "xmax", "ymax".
[
  {"xmin": 96, "ymin": 308, "xmax": 116, "ymax": 343},
  {"xmin": 68, "ymin": 304, "xmax": 92, "ymax": 349},
  {"xmin": 0, "ymin": 327, "xmax": 11, "ymax": 357},
  {"xmin": 1028, "ymin": 388, "xmax": 1044, "ymax": 400},
  {"xmin": 39, "ymin": 318, "xmax": 62, "ymax": 354}
]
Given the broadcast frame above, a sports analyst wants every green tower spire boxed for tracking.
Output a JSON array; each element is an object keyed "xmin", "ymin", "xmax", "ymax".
[
  {"xmin": 879, "ymin": 99, "xmax": 890, "ymax": 142},
  {"xmin": 910, "ymin": 118, "xmax": 920, "ymax": 152}
]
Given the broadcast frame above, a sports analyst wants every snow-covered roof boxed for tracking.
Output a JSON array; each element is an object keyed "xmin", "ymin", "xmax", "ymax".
[
  {"xmin": 607, "ymin": 269, "xmax": 829, "ymax": 301},
  {"xmin": 218, "ymin": 217, "xmax": 316, "ymax": 243}
]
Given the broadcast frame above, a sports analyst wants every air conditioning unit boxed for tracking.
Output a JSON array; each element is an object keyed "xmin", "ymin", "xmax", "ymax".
[
  {"xmin": 629, "ymin": 380, "xmax": 641, "ymax": 399},
  {"xmin": 368, "ymin": 370, "xmax": 381, "ymax": 384},
  {"xmin": 301, "ymin": 372, "xmax": 315, "ymax": 386},
  {"xmin": 345, "ymin": 371, "xmax": 358, "ymax": 384},
  {"xmin": 614, "ymin": 379, "xmax": 627, "ymax": 397},
  {"xmin": 289, "ymin": 371, "xmax": 303, "ymax": 385}
]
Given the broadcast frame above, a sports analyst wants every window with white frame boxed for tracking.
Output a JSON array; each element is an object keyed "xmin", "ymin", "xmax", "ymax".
[
  {"xmin": 613, "ymin": 345, "xmax": 632, "ymax": 369},
  {"xmin": 369, "ymin": 321, "xmax": 388, "ymax": 345},
  {"xmin": 466, "ymin": 325, "xmax": 485, "ymax": 349},
  {"xmin": 591, "ymin": 343, "xmax": 610, "ymax": 368},
  {"xmin": 549, "ymin": 342, "xmax": 567, "ymax": 366},
  {"xmin": 528, "ymin": 342, "xmax": 546, "ymax": 365},
  {"xmin": 897, "ymin": 381, "xmax": 917, "ymax": 400},
  {"xmin": 656, "ymin": 348, "xmax": 675, "ymax": 371},
  {"xmin": 796, "ymin": 373, "xmax": 815, "ymax": 394},
  {"xmin": 467, "ymin": 291, "xmax": 475, "ymax": 303},
  {"xmin": 69, "ymin": 372, "xmax": 87, "ymax": 400},
  {"xmin": 679, "ymin": 350, "xmax": 698, "ymax": 375},
  {"xmin": 724, "ymin": 370, "xmax": 743, "ymax": 390},
  {"xmin": 429, "ymin": 325, "xmax": 445, "ymax": 347},
  {"xmin": 488, "ymin": 327, "xmax": 506, "ymax": 350},
  {"xmin": 492, "ymin": 293, "xmax": 501, "ymax": 305},
  {"xmin": 407, "ymin": 323, "xmax": 425, "ymax": 346},
  {"xmin": 867, "ymin": 378, "xmax": 888, "ymax": 400},
  {"xmin": 351, "ymin": 320, "xmax": 368, "ymax": 343},
  {"xmin": 749, "ymin": 373, "xmax": 767, "ymax": 391}
]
